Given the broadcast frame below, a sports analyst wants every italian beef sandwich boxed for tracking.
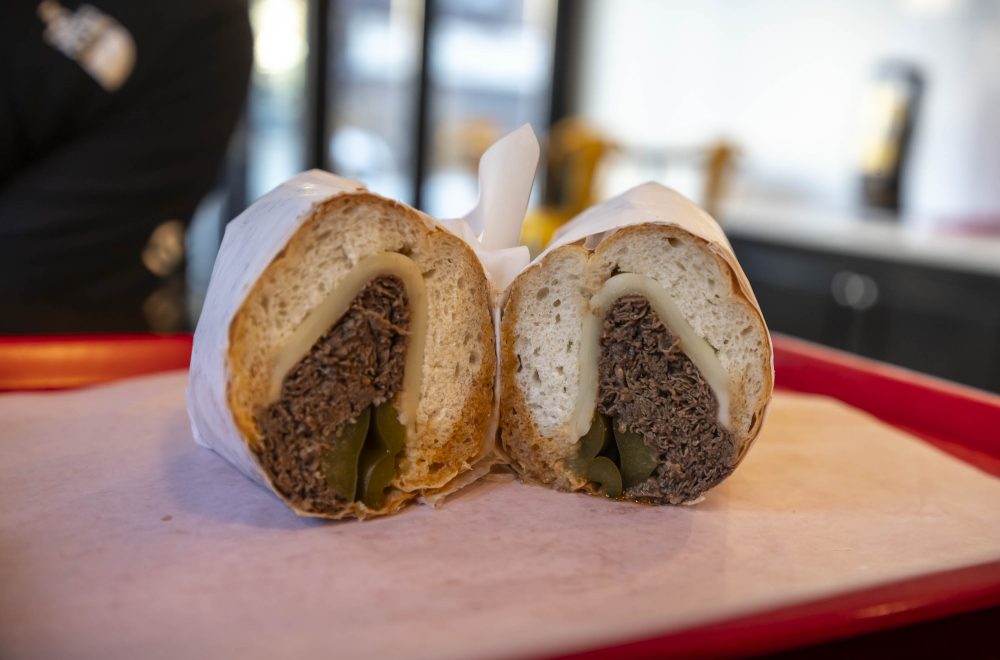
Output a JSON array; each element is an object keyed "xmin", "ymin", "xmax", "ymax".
[
  {"xmin": 499, "ymin": 183, "xmax": 773, "ymax": 504},
  {"xmin": 187, "ymin": 171, "xmax": 496, "ymax": 519}
]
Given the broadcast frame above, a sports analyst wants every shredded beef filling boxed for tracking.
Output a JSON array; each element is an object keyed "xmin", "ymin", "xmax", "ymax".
[
  {"xmin": 255, "ymin": 276, "xmax": 409, "ymax": 512},
  {"xmin": 597, "ymin": 295, "xmax": 734, "ymax": 504}
]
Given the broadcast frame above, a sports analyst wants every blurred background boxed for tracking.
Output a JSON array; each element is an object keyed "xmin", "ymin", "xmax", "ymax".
[
  {"xmin": 7, "ymin": 0, "xmax": 1000, "ymax": 392},
  {"xmin": 206, "ymin": 0, "xmax": 1000, "ymax": 392}
]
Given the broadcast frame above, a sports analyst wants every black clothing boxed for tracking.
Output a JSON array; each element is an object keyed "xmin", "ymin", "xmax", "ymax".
[{"xmin": 0, "ymin": 0, "xmax": 251, "ymax": 332}]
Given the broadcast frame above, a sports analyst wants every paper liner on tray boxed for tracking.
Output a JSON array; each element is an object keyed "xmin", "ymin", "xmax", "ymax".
[{"xmin": 186, "ymin": 125, "xmax": 539, "ymax": 511}]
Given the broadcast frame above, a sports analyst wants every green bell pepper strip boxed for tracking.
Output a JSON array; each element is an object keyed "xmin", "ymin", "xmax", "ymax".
[
  {"xmin": 357, "ymin": 403, "xmax": 406, "ymax": 509},
  {"xmin": 322, "ymin": 407, "xmax": 371, "ymax": 501},
  {"xmin": 613, "ymin": 423, "xmax": 657, "ymax": 490},
  {"xmin": 586, "ymin": 456, "xmax": 623, "ymax": 499},
  {"xmin": 567, "ymin": 412, "xmax": 612, "ymax": 475}
]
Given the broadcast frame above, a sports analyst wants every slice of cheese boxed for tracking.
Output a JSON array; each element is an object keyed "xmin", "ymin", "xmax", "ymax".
[
  {"xmin": 267, "ymin": 252, "xmax": 428, "ymax": 434},
  {"xmin": 571, "ymin": 273, "xmax": 730, "ymax": 439}
]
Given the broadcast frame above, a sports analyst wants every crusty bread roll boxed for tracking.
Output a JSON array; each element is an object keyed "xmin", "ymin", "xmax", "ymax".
[
  {"xmin": 188, "ymin": 172, "xmax": 495, "ymax": 519},
  {"xmin": 499, "ymin": 183, "xmax": 772, "ymax": 504}
]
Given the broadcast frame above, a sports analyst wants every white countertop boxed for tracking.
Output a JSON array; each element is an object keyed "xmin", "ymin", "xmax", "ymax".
[{"xmin": 719, "ymin": 202, "xmax": 1000, "ymax": 278}]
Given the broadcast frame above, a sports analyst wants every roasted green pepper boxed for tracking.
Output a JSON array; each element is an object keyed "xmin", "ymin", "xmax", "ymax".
[
  {"xmin": 587, "ymin": 456, "xmax": 623, "ymax": 499},
  {"xmin": 580, "ymin": 412, "xmax": 611, "ymax": 460},
  {"xmin": 321, "ymin": 407, "xmax": 371, "ymax": 501},
  {"xmin": 358, "ymin": 449, "xmax": 396, "ymax": 510},
  {"xmin": 374, "ymin": 402, "xmax": 406, "ymax": 454},
  {"xmin": 568, "ymin": 413, "xmax": 626, "ymax": 498},
  {"xmin": 356, "ymin": 403, "xmax": 406, "ymax": 509},
  {"xmin": 567, "ymin": 413, "xmax": 612, "ymax": 475},
  {"xmin": 613, "ymin": 423, "xmax": 657, "ymax": 489}
]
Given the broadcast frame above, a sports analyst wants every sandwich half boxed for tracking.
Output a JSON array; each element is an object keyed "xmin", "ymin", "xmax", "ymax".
[
  {"xmin": 188, "ymin": 171, "xmax": 495, "ymax": 519},
  {"xmin": 499, "ymin": 183, "xmax": 772, "ymax": 504}
]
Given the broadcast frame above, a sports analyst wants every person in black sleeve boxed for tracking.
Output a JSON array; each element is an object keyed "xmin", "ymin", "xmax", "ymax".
[{"xmin": 0, "ymin": 0, "xmax": 252, "ymax": 332}]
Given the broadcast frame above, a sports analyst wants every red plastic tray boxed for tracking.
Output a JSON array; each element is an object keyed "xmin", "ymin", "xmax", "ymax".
[
  {"xmin": 1, "ymin": 332, "xmax": 998, "ymax": 656},
  {"xmin": 0, "ymin": 333, "xmax": 194, "ymax": 392}
]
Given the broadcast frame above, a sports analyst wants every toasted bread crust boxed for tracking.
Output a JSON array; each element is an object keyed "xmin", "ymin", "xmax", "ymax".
[{"xmin": 499, "ymin": 245, "xmax": 586, "ymax": 491}]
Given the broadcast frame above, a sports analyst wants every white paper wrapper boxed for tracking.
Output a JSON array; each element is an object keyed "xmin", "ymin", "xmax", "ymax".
[
  {"xmin": 541, "ymin": 182, "xmax": 760, "ymax": 311},
  {"xmin": 541, "ymin": 181, "xmax": 772, "ymax": 371},
  {"xmin": 549, "ymin": 184, "xmax": 731, "ymax": 247},
  {"xmin": 186, "ymin": 125, "xmax": 539, "ymax": 507},
  {"xmin": 187, "ymin": 172, "xmax": 364, "ymax": 488}
]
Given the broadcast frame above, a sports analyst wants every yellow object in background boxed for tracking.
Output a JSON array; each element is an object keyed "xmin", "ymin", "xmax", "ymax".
[
  {"xmin": 521, "ymin": 118, "xmax": 611, "ymax": 256},
  {"xmin": 519, "ymin": 207, "xmax": 570, "ymax": 256},
  {"xmin": 520, "ymin": 118, "xmax": 736, "ymax": 256}
]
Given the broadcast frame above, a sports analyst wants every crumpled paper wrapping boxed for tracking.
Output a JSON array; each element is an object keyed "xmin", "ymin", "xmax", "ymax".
[
  {"xmin": 187, "ymin": 172, "xmax": 362, "ymax": 487},
  {"xmin": 186, "ymin": 126, "xmax": 539, "ymax": 505},
  {"xmin": 539, "ymin": 181, "xmax": 768, "ymax": 342},
  {"xmin": 1, "ymin": 373, "xmax": 998, "ymax": 659}
]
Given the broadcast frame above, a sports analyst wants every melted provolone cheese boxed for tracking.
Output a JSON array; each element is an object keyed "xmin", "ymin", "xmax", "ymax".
[
  {"xmin": 571, "ymin": 273, "xmax": 730, "ymax": 439},
  {"xmin": 268, "ymin": 252, "xmax": 428, "ymax": 434}
]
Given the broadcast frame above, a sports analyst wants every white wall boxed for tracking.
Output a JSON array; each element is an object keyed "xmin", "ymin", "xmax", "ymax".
[{"xmin": 575, "ymin": 0, "xmax": 1000, "ymax": 224}]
